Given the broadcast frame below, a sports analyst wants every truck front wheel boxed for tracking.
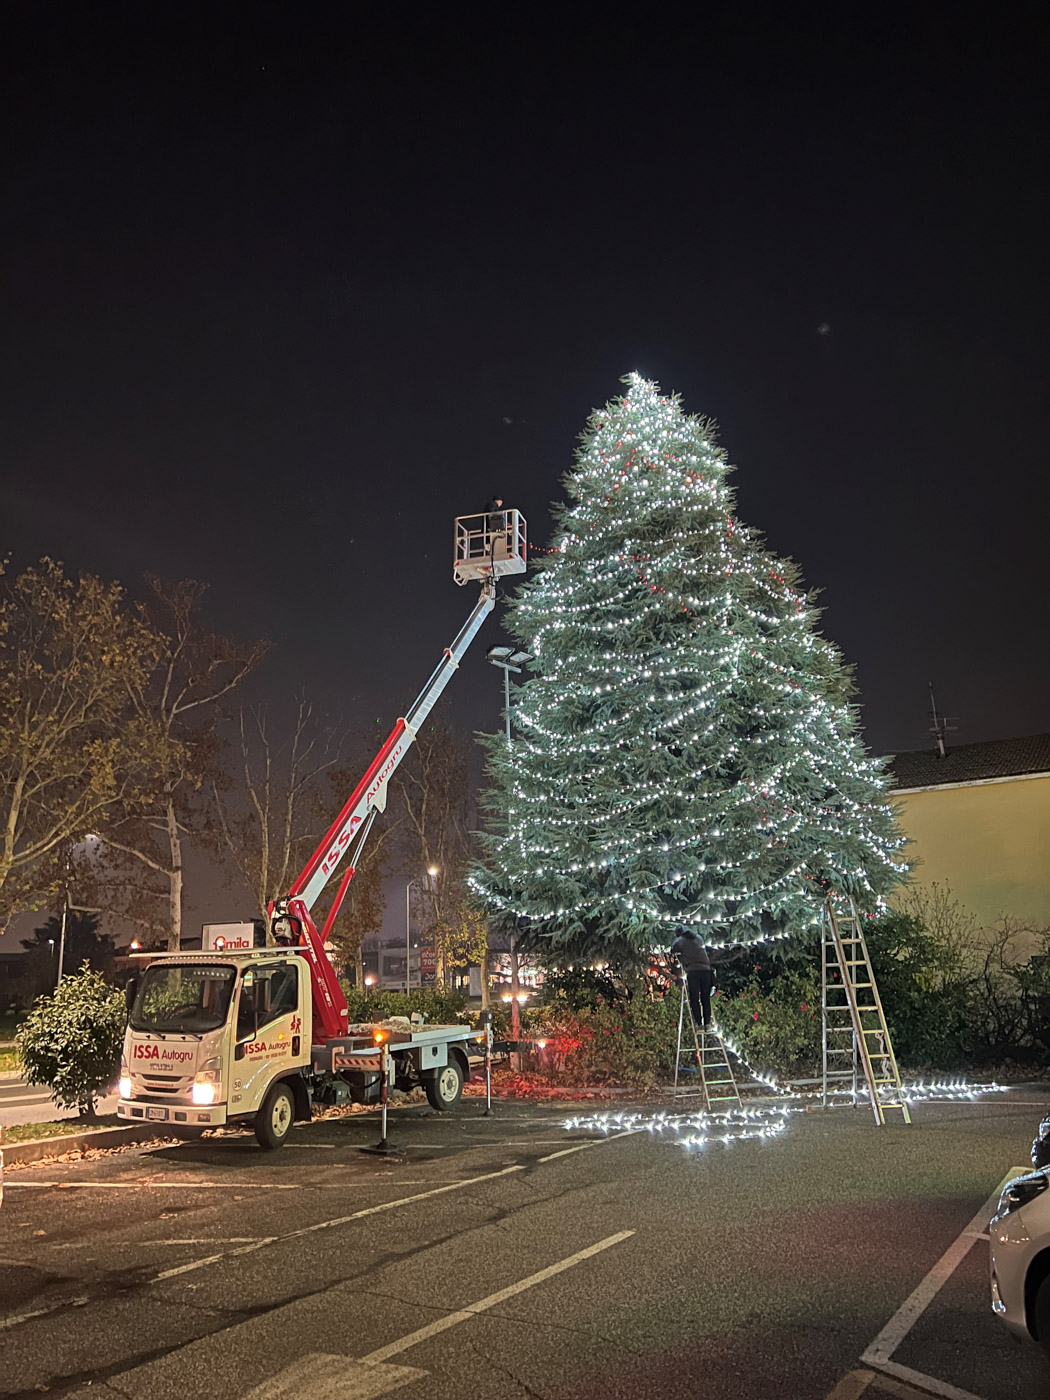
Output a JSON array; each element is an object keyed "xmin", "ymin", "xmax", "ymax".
[
  {"xmin": 256, "ymin": 1082, "xmax": 295, "ymax": 1150},
  {"xmin": 425, "ymin": 1059, "xmax": 464, "ymax": 1111}
]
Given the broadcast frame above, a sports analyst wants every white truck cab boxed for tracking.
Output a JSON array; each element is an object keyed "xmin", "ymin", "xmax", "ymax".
[
  {"xmin": 118, "ymin": 948, "xmax": 485, "ymax": 1149},
  {"xmin": 119, "ymin": 949, "xmax": 313, "ymax": 1148}
]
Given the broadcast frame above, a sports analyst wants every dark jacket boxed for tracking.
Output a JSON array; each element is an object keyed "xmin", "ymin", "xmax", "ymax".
[{"xmin": 670, "ymin": 930, "xmax": 711, "ymax": 972}]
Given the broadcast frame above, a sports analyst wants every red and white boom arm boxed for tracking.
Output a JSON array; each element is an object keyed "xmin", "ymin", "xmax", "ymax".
[{"xmin": 271, "ymin": 577, "xmax": 496, "ymax": 1042}]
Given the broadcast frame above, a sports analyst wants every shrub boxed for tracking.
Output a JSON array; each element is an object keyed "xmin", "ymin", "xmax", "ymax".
[
  {"xmin": 713, "ymin": 971, "xmax": 823, "ymax": 1077},
  {"xmin": 17, "ymin": 963, "xmax": 127, "ymax": 1117},
  {"xmin": 525, "ymin": 995, "xmax": 679, "ymax": 1088}
]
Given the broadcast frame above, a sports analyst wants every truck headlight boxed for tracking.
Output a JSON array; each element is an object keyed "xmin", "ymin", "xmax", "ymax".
[
  {"xmin": 192, "ymin": 1056, "xmax": 222, "ymax": 1107},
  {"xmin": 119, "ymin": 1076, "xmax": 132, "ymax": 1099}
]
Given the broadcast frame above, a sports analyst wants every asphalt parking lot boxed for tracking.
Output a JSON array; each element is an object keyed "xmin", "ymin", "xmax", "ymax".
[{"xmin": 0, "ymin": 1087, "xmax": 1046, "ymax": 1400}]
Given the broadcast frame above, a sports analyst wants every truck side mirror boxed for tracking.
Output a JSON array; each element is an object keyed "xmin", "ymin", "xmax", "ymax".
[{"xmin": 125, "ymin": 976, "xmax": 138, "ymax": 1014}]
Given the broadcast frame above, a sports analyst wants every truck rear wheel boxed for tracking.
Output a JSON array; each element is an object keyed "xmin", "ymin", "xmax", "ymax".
[
  {"xmin": 255, "ymin": 1082, "xmax": 295, "ymax": 1150},
  {"xmin": 425, "ymin": 1059, "xmax": 464, "ymax": 1111}
]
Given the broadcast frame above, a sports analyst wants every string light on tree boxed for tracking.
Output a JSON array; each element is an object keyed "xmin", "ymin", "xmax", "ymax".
[{"xmin": 473, "ymin": 373, "xmax": 906, "ymax": 966}]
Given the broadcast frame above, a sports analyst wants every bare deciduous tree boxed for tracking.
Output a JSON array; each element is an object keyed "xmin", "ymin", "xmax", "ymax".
[
  {"xmin": 214, "ymin": 697, "xmax": 343, "ymax": 937},
  {"xmin": 395, "ymin": 722, "xmax": 487, "ymax": 988},
  {"xmin": 93, "ymin": 576, "xmax": 268, "ymax": 949},
  {"xmin": 0, "ymin": 559, "xmax": 163, "ymax": 922}
]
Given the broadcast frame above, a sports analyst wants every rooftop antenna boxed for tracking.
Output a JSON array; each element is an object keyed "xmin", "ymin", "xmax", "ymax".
[{"xmin": 928, "ymin": 682, "xmax": 957, "ymax": 758}]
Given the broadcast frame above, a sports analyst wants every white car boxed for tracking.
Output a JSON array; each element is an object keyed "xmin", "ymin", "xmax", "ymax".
[{"xmin": 990, "ymin": 1168, "xmax": 1050, "ymax": 1354}]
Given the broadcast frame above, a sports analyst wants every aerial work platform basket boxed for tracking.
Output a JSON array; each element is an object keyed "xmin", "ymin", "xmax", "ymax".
[{"xmin": 454, "ymin": 509, "xmax": 527, "ymax": 585}]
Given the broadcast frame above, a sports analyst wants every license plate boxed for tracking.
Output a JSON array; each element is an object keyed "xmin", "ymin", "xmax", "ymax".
[{"xmin": 148, "ymin": 1107, "xmax": 168, "ymax": 1121}]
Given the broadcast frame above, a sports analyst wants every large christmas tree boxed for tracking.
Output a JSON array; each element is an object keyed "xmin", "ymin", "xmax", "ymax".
[{"xmin": 473, "ymin": 374, "xmax": 905, "ymax": 966}]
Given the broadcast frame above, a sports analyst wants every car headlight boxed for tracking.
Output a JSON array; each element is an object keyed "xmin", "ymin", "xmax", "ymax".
[
  {"xmin": 191, "ymin": 1081, "xmax": 217, "ymax": 1106},
  {"xmin": 119, "ymin": 1076, "xmax": 132, "ymax": 1099},
  {"xmin": 997, "ymin": 1172, "xmax": 1049, "ymax": 1217}
]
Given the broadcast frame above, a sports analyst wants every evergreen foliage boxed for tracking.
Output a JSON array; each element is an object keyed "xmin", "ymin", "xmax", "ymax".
[
  {"xmin": 17, "ymin": 963, "xmax": 127, "ymax": 1116},
  {"xmin": 473, "ymin": 374, "xmax": 904, "ymax": 967}
]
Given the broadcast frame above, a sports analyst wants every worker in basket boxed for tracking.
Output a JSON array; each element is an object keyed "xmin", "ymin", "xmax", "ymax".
[
  {"xmin": 670, "ymin": 925, "xmax": 715, "ymax": 1031},
  {"xmin": 485, "ymin": 496, "xmax": 509, "ymax": 561}
]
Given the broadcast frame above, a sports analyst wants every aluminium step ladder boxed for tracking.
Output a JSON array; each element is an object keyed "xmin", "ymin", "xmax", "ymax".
[
  {"xmin": 821, "ymin": 894, "xmax": 910, "ymax": 1125},
  {"xmin": 673, "ymin": 983, "xmax": 741, "ymax": 1110}
]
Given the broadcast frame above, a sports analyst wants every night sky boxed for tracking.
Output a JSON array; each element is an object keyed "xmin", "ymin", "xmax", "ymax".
[{"xmin": 3, "ymin": 4, "xmax": 1048, "ymax": 764}]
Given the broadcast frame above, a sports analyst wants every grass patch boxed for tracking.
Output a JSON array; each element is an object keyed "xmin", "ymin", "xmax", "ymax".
[
  {"xmin": 3, "ymin": 1114, "xmax": 122, "ymax": 1144},
  {"xmin": 0, "ymin": 1049, "xmax": 22, "ymax": 1074}
]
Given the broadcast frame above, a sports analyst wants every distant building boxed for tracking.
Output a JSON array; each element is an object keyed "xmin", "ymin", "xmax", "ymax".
[{"xmin": 887, "ymin": 733, "xmax": 1050, "ymax": 933}]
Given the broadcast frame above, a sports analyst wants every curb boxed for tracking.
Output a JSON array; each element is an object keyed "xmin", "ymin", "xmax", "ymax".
[{"xmin": 1, "ymin": 1123, "xmax": 171, "ymax": 1167}]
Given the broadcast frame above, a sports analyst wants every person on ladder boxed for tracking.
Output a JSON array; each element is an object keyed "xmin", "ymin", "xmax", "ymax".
[{"xmin": 670, "ymin": 925, "xmax": 715, "ymax": 1030}]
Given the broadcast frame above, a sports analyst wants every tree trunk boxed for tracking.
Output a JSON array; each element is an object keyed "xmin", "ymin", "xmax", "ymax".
[
  {"xmin": 355, "ymin": 944, "xmax": 364, "ymax": 989},
  {"xmin": 509, "ymin": 938, "xmax": 520, "ymax": 1070},
  {"xmin": 165, "ymin": 794, "xmax": 183, "ymax": 951}
]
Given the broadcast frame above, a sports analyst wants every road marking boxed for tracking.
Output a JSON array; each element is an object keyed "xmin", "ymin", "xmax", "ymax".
[
  {"xmin": 2, "ymin": 1180, "xmax": 302, "ymax": 1189},
  {"xmin": 360, "ymin": 1230, "xmax": 635, "ymax": 1364},
  {"xmin": 242, "ymin": 1353, "xmax": 426, "ymax": 1400},
  {"xmin": 538, "ymin": 1127, "xmax": 640, "ymax": 1162},
  {"xmin": 858, "ymin": 1167, "xmax": 1025, "ymax": 1400},
  {"xmin": 51, "ymin": 1237, "xmax": 266, "ymax": 1249},
  {"xmin": 826, "ymin": 1371, "xmax": 874, "ymax": 1400},
  {"xmin": 149, "ymin": 1164, "xmax": 527, "ymax": 1283},
  {"xmin": 828, "ymin": 1368, "xmax": 969, "ymax": 1400},
  {"xmin": 865, "ymin": 1359, "xmax": 984, "ymax": 1400},
  {"xmin": 0, "ymin": 1295, "xmax": 89, "ymax": 1332},
  {"xmin": 862, "ymin": 1169, "xmax": 1020, "ymax": 1365}
]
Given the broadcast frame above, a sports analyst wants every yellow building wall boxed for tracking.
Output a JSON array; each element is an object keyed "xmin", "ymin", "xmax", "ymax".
[{"xmin": 893, "ymin": 774, "xmax": 1050, "ymax": 930}]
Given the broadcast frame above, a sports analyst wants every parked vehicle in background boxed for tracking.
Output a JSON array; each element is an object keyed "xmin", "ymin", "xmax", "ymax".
[{"xmin": 990, "ymin": 1168, "xmax": 1050, "ymax": 1357}]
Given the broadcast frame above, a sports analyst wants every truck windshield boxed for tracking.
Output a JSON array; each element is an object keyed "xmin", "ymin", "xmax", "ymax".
[{"xmin": 130, "ymin": 965, "xmax": 235, "ymax": 1034}]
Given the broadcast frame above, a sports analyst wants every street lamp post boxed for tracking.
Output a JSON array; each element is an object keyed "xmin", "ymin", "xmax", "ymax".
[
  {"xmin": 486, "ymin": 646, "xmax": 532, "ymax": 743},
  {"xmin": 56, "ymin": 888, "xmax": 103, "ymax": 988},
  {"xmin": 405, "ymin": 865, "xmax": 439, "ymax": 992}
]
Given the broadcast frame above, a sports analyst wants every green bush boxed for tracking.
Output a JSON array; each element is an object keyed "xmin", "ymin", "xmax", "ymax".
[
  {"xmin": 713, "ymin": 971, "xmax": 822, "ymax": 1077},
  {"xmin": 863, "ymin": 913, "xmax": 974, "ymax": 1068},
  {"xmin": 524, "ymin": 995, "xmax": 679, "ymax": 1088},
  {"xmin": 17, "ymin": 963, "xmax": 127, "ymax": 1117}
]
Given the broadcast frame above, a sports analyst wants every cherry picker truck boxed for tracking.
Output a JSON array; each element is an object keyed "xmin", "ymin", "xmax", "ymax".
[{"xmin": 117, "ymin": 509, "xmax": 527, "ymax": 1149}]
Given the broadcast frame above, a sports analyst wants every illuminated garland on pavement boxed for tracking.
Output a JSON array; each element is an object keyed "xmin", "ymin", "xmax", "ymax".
[
  {"xmin": 564, "ymin": 1106, "xmax": 794, "ymax": 1150},
  {"xmin": 565, "ymin": 1079, "xmax": 1008, "ymax": 1153}
]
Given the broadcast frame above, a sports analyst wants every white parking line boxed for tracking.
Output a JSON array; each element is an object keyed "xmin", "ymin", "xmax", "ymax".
[
  {"xmin": 0, "ymin": 1296, "xmax": 90, "ymax": 1332},
  {"xmin": 360, "ymin": 1230, "xmax": 635, "ymax": 1364},
  {"xmin": 538, "ymin": 1128, "xmax": 640, "ymax": 1162},
  {"xmin": 149, "ymin": 1164, "xmax": 527, "ymax": 1283},
  {"xmin": 859, "ymin": 1167, "xmax": 1025, "ymax": 1400},
  {"xmin": 3, "ymin": 1180, "xmax": 300, "ymax": 1189},
  {"xmin": 243, "ymin": 1354, "xmax": 425, "ymax": 1400},
  {"xmin": 241, "ymin": 1231, "xmax": 635, "ymax": 1398}
]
